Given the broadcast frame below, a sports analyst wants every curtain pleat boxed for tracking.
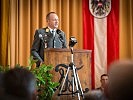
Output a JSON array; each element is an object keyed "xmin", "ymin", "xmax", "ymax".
[
  {"xmin": 120, "ymin": 0, "xmax": 133, "ymax": 59},
  {"xmin": 10, "ymin": 0, "xmax": 19, "ymax": 67},
  {"xmin": 0, "ymin": 0, "xmax": 10, "ymax": 66}
]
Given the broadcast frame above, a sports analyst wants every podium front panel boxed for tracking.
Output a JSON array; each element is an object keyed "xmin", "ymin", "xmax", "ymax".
[{"xmin": 44, "ymin": 48, "xmax": 92, "ymax": 99}]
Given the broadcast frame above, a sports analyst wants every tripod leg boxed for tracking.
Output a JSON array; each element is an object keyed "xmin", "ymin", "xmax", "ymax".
[
  {"xmin": 76, "ymin": 71, "xmax": 84, "ymax": 99},
  {"xmin": 72, "ymin": 74, "xmax": 75, "ymax": 97},
  {"xmin": 72, "ymin": 65, "xmax": 81, "ymax": 100},
  {"xmin": 59, "ymin": 67, "xmax": 70, "ymax": 95}
]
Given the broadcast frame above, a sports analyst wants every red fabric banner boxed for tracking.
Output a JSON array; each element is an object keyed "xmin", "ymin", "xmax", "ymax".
[
  {"xmin": 107, "ymin": 0, "xmax": 119, "ymax": 68},
  {"xmin": 82, "ymin": 0, "xmax": 119, "ymax": 88}
]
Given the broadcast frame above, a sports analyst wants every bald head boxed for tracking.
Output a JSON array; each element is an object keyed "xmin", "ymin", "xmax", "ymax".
[{"xmin": 46, "ymin": 12, "xmax": 59, "ymax": 29}]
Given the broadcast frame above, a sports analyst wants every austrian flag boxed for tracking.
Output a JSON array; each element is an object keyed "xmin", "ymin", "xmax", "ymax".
[{"xmin": 82, "ymin": 0, "xmax": 119, "ymax": 88}]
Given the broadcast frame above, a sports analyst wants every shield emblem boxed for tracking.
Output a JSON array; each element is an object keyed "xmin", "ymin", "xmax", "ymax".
[{"xmin": 89, "ymin": 0, "xmax": 111, "ymax": 18}]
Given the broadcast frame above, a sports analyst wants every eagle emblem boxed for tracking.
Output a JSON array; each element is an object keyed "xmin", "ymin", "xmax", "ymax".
[{"xmin": 89, "ymin": 0, "xmax": 111, "ymax": 18}]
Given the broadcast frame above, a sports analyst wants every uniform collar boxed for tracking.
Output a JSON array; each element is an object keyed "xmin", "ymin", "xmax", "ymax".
[{"xmin": 48, "ymin": 27, "xmax": 57, "ymax": 32}]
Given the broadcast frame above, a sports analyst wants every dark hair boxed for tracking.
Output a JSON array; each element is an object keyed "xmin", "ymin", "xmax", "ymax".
[
  {"xmin": 84, "ymin": 90, "xmax": 106, "ymax": 100},
  {"xmin": 101, "ymin": 74, "xmax": 108, "ymax": 79},
  {"xmin": 46, "ymin": 12, "xmax": 56, "ymax": 20},
  {"xmin": 3, "ymin": 67, "xmax": 36, "ymax": 99}
]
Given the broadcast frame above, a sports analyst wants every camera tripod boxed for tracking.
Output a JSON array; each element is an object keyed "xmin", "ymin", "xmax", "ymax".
[{"xmin": 58, "ymin": 46, "xmax": 84, "ymax": 100}]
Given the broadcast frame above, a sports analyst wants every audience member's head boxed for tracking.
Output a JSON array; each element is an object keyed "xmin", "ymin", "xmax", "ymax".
[
  {"xmin": 96, "ymin": 74, "xmax": 109, "ymax": 93},
  {"xmin": 108, "ymin": 60, "xmax": 133, "ymax": 100},
  {"xmin": 3, "ymin": 67, "xmax": 36, "ymax": 100},
  {"xmin": 84, "ymin": 90, "xmax": 106, "ymax": 100},
  {"xmin": 100, "ymin": 74, "xmax": 109, "ymax": 89}
]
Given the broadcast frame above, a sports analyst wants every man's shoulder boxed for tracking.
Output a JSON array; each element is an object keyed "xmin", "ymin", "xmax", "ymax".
[
  {"xmin": 35, "ymin": 27, "xmax": 49, "ymax": 34},
  {"xmin": 36, "ymin": 27, "xmax": 47, "ymax": 31}
]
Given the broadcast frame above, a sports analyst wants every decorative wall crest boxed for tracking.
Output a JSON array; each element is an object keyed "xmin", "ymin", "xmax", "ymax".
[{"xmin": 89, "ymin": 0, "xmax": 111, "ymax": 18}]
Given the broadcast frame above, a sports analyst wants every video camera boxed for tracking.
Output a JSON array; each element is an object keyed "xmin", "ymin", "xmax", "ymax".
[{"xmin": 69, "ymin": 36, "xmax": 77, "ymax": 47}]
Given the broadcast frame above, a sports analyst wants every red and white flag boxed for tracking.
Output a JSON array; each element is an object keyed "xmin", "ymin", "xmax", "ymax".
[{"xmin": 82, "ymin": 0, "xmax": 119, "ymax": 88}]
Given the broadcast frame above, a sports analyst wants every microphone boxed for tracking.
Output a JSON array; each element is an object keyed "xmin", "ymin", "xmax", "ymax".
[
  {"xmin": 39, "ymin": 34, "xmax": 47, "ymax": 48},
  {"xmin": 57, "ymin": 29, "xmax": 64, "ymax": 43}
]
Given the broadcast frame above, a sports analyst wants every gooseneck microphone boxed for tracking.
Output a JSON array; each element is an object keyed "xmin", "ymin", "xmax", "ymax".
[{"xmin": 57, "ymin": 29, "xmax": 64, "ymax": 44}]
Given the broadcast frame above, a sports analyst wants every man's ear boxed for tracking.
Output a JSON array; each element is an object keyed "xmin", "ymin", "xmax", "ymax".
[{"xmin": 46, "ymin": 19, "xmax": 49, "ymax": 23}]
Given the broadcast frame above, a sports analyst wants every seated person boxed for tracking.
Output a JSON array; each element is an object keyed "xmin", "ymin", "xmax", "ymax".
[
  {"xmin": 96, "ymin": 74, "xmax": 109, "ymax": 92},
  {"xmin": 1, "ymin": 67, "xmax": 36, "ymax": 100}
]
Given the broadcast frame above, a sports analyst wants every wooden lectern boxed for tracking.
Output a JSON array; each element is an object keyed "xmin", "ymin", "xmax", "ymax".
[{"xmin": 44, "ymin": 48, "xmax": 92, "ymax": 99}]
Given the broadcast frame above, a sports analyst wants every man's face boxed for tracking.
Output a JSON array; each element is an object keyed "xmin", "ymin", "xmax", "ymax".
[
  {"xmin": 47, "ymin": 13, "xmax": 59, "ymax": 29},
  {"xmin": 101, "ymin": 76, "xmax": 109, "ymax": 87}
]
